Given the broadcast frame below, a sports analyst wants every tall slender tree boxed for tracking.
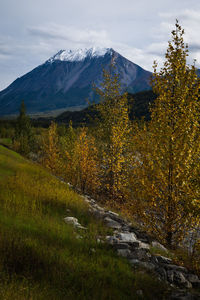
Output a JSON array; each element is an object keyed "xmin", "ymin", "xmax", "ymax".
[
  {"xmin": 41, "ymin": 121, "xmax": 61, "ymax": 175},
  {"xmin": 95, "ymin": 66, "xmax": 130, "ymax": 202},
  {"xmin": 15, "ymin": 100, "xmax": 32, "ymax": 154},
  {"xmin": 130, "ymin": 21, "xmax": 200, "ymax": 248}
]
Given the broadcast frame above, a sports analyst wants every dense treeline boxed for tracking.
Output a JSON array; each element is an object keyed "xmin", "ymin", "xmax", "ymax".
[{"xmin": 1, "ymin": 22, "xmax": 200, "ymax": 271}]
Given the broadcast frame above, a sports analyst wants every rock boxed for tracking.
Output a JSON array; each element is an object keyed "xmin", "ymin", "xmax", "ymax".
[
  {"xmin": 64, "ymin": 216, "xmax": 79, "ymax": 225},
  {"xmin": 138, "ymin": 241, "xmax": 150, "ymax": 250},
  {"xmin": 167, "ymin": 270, "xmax": 174, "ymax": 283},
  {"xmin": 170, "ymin": 290, "xmax": 195, "ymax": 300},
  {"xmin": 113, "ymin": 243, "xmax": 131, "ymax": 250},
  {"xmin": 107, "ymin": 210, "xmax": 119, "ymax": 217},
  {"xmin": 151, "ymin": 256, "xmax": 159, "ymax": 264},
  {"xmin": 106, "ymin": 235, "xmax": 119, "ymax": 245},
  {"xmin": 156, "ymin": 255, "xmax": 172, "ymax": 264},
  {"xmin": 140, "ymin": 262, "xmax": 155, "ymax": 271},
  {"xmin": 129, "ymin": 259, "xmax": 155, "ymax": 270},
  {"xmin": 129, "ymin": 259, "xmax": 140, "ymax": 266},
  {"xmin": 104, "ymin": 217, "xmax": 122, "ymax": 229},
  {"xmin": 186, "ymin": 274, "xmax": 200, "ymax": 288},
  {"xmin": 151, "ymin": 241, "xmax": 168, "ymax": 253},
  {"xmin": 133, "ymin": 229, "xmax": 151, "ymax": 243},
  {"xmin": 117, "ymin": 249, "xmax": 132, "ymax": 258},
  {"xmin": 130, "ymin": 248, "xmax": 151, "ymax": 261},
  {"xmin": 156, "ymin": 267, "xmax": 167, "ymax": 281},
  {"xmin": 116, "ymin": 232, "xmax": 138, "ymax": 243},
  {"xmin": 72, "ymin": 190, "xmax": 200, "ymax": 293},
  {"xmin": 93, "ymin": 203, "xmax": 105, "ymax": 212},
  {"xmin": 174, "ymin": 272, "xmax": 192, "ymax": 289},
  {"xmin": 91, "ymin": 208, "xmax": 106, "ymax": 219},
  {"xmin": 129, "ymin": 241, "xmax": 140, "ymax": 249},
  {"xmin": 64, "ymin": 216, "xmax": 87, "ymax": 230},
  {"xmin": 161, "ymin": 264, "xmax": 187, "ymax": 273}
]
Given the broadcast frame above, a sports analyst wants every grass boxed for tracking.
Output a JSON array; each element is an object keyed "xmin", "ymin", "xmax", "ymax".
[
  {"xmin": 0, "ymin": 145, "xmax": 168, "ymax": 299},
  {"xmin": 0, "ymin": 137, "xmax": 12, "ymax": 147}
]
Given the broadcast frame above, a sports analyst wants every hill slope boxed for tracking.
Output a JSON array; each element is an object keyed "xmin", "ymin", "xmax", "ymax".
[{"xmin": 0, "ymin": 145, "xmax": 167, "ymax": 299}]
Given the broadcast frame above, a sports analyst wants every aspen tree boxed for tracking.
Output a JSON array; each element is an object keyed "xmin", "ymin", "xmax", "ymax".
[
  {"xmin": 131, "ymin": 21, "xmax": 200, "ymax": 248},
  {"xmin": 96, "ymin": 67, "xmax": 130, "ymax": 202},
  {"xmin": 73, "ymin": 127, "xmax": 100, "ymax": 194},
  {"xmin": 42, "ymin": 121, "xmax": 61, "ymax": 175}
]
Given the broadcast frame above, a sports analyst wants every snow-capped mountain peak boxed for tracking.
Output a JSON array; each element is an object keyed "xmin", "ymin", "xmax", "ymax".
[{"xmin": 48, "ymin": 47, "xmax": 113, "ymax": 63}]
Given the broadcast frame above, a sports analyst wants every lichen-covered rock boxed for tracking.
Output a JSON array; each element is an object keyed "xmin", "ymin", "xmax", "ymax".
[
  {"xmin": 104, "ymin": 217, "xmax": 122, "ymax": 229},
  {"xmin": 151, "ymin": 241, "xmax": 168, "ymax": 253}
]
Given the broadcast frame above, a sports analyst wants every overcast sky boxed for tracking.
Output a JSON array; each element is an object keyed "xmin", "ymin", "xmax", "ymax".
[{"xmin": 1, "ymin": 0, "xmax": 200, "ymax": 90}]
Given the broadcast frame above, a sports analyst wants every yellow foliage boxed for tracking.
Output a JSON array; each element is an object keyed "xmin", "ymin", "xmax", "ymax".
[
  {"xmin": 129, "ymin": 21, "xmax": 200, "ymax": 248},
  {"xmin": 95, "ymin": 66, "xmax": 130, "ymax": 202},
  {"xmin": 41, "ymin": 122, "xmax": 62, "ymax": 175}
]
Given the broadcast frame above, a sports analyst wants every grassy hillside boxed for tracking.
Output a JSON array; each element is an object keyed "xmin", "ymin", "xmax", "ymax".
[{"xmin": 0, "ymin": 145, "xmax": 167, "ymax": 299}]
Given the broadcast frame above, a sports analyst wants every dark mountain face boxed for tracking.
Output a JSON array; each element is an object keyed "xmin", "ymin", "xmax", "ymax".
[{"xmin": 0, "ymin": 48, "xmax": 152, "ymax": 116}]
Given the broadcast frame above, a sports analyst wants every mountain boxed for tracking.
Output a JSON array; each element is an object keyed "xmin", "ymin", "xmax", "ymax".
[{"xmin": 0, "ymin": 47, "xmax": 152, "ymax": 116}]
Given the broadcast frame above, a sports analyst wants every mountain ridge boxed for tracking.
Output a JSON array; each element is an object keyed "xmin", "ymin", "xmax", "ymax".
[{"xmin": 0, "ymin": 47, "xmax": 152, "ymax": 116}]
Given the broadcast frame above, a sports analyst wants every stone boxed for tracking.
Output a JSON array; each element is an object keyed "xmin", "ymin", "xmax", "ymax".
[
  {"xmin": 107, "ymin": 210, "xmax": 119, "ymax": 217},
  {"xmin": 129, "ymin": 241, "xmax": 140, "ymax": 249},
  {"xmin": 170, "ymin": 290, "xmax": 195, "ymax": 300},
  {"xmin": 156, "ymin": 267, "xmax": 167, "ymax": 281},
  {"xmin": 116, "ymin": 232, "xmax": 138, "ymax": 243},
  {"xmin": 138, "ymin": 241, "xmax": 150, "ymax": 250},
  {"xmin": 151, "ymin": 241, "xmax": 168, "ymax": 253},
  {"xmin": 161, "ymin": 264, "xmax": 187, "ymax": 273},
  {"xmin": 174, "ymin": 272, "xmax": 192, "ymax": 288},
  {"xmin": 129, "ymin": 258, "xmax": 140, "ymax": 266},
  {"xmin": 113, "ymin": 243, "xmax": 131, "ymax": 250},
  {"xmin": 91, "ymin": 208, "xmax": 106, "ymax": 219},
  {"xmin": 104, "ymin": 217, "xmax": 122, "ymax": 229},
  {"xmin": 167, "ymin": 270, "xmax": 174, "ymax": 283},
  {"xmin": 186, "ymin": 274, "xmax": 200, "ymax": 288},
  {"xmin": 64, "ymin": 217, "xmax": 87, "ymax": 230},
  {"xmin": 129, "ymin": 260, "xmax": 155, "ymax": 271},
  {"xmin": 117, "ymin": 249, "xmax": 132, "ymax": 258},
  {"xmin": 156, "ymin": 255, "xmax": 172, "ymax": 264},
  {"xmin": 106, "ymin": 235, "xmax": 119, "ymax": 245},
  {"xmin": 64, "ymin": 216, "xmax": 79, "ymax": 225},
  {"xmin": 130, "ymin": 248, "xmax": 151, "ymax": 261}
]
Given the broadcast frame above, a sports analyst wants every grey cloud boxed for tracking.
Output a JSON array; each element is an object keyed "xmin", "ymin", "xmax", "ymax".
[{"xmin": 188, "ymin": 43, "xmax": 200, "ymax": 52}]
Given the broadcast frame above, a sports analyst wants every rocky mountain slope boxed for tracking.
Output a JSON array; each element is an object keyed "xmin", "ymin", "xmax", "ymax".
[{"xmin": 0, "ymin": 47, "xmax": 151, "ymax": 116}]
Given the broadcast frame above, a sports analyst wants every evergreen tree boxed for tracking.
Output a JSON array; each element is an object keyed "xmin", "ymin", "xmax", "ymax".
[
  {"xmin": 15, "ymin": 101, "xmax": 32, "ymax": 154},
  {"xmin": 130, "ymin": 21, "xmax": 200, "ymax": 248}
]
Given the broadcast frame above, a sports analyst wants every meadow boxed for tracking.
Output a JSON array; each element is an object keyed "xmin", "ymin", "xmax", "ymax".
[{"xmin": 0, "ymin": 145, "xmax": 167, "ymax": 300}]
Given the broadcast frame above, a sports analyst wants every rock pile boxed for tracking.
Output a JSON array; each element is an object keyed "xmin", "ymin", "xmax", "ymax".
[{"xmin": 82, "ymin": 195, "xmax": 200, "ymax": 298}]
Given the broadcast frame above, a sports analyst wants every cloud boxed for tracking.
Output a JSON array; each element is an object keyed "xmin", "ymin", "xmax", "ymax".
[
  {"xmin": 27, "ymin": 24, "xmax": 111, "ymax": 48},
  {"xmin": 1, "ymin": 4, "xmax": 200, "ymax": 90}
]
